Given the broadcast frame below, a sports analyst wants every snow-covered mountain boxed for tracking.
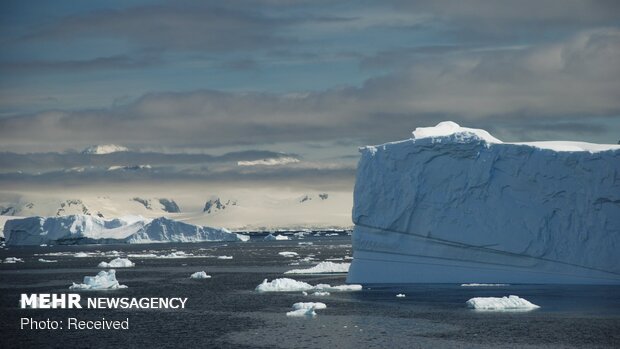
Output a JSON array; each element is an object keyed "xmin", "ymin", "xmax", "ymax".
[
  {"xmin": 3, "ymin": 214, "xmax": 245, "ymax": 245},
  {"xmin": 0, "ymin": 189, "xmax": 352, "ymax": 232},
  {"xmin": 203, "ymin": 198, "xmax": 237, "ymax": 213},
  {"xmin": 348, "ymin": 121, "xmax": 620, "ymax": 285},
  {"xmin": 132, "ymin": 197, "xmax": 181, "ymax": 213}
]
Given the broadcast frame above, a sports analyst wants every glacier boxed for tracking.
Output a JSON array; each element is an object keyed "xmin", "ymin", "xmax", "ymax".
[
  {"xmin": 347, "ymin": 121, "xmax": 620, "ymax": 285},
  {"xmin": 3, "ymin": 215, "xmax": 247, "ymax": 245}
]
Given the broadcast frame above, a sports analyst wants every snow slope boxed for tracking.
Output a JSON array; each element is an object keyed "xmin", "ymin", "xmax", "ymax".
[
  {"xmin": 348, "ymin": 121, "xmax": 620, "ymax": 285},
  {"xmin": 3, "ymin": 214, "xmax": 246, "ymax": 245}
]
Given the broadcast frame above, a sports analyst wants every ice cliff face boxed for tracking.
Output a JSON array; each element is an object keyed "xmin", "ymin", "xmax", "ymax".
[
  {"xmin": 3, "ymin": 215, "xmax": 245, "ymax": 245},
  {"xmin": 348, "ymin": 121, "xmax": 620, "ymax": 284}
]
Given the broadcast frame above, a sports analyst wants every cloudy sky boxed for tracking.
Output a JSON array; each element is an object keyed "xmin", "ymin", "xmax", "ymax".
[{"xmin": 1, "ymin": 1, "xmax": 619, "ymax": 189}]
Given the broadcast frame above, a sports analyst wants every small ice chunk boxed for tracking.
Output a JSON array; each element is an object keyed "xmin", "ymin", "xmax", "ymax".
[
  {"xmin": 285, "ymin": 261, "xmax": 350, "ymax": 274},
  {"xmin": 98, "ymin": 258, "xmax": 135, "ymax": 268},
  {"xmin": 286, "ymin": 307, "xmax": 316, "ymax": 317},
  {"xmin": 316, "ymin": 284, "xmax": 362, "ymax": 292},
  {"xmin": 264, "ymin": 234, "xmax": 289, "ymax": 241},
  {"xmin": 255, "ymin": 278, "xmax": 313, "ymax": 292},
  {"xmin": 74, "ymin": 252, "xmax": 90, "ymax": 258},
  {"xmin": 3, "ymin": 257, "xmax": 24, "ymax": 263},
  {"xmin": 69, "ymin": 270, "xmax": 128, "ymax": 290},
  {"xmin": 312, "ymin": 291, "xmax": 330, "ymax": 296},
  {"xmin": 256, "ymin": 278, "xmax": 362, "ymax": 293},
  {"xmin": 466, "ymin": 295, "xmax": 540, "ymax": 311},
  {"xmin": 396, "ymin": 294, "xmax": 406, "ymax": 298},
  {"xmin": 38, "ymin": 258, "xmax": 57, "ymax": 263},
  {"xmin": 217, "ymin": 255, "xmax": 233, "ymax": 260},
  {"xmin": 127, "ymin": 253, "xmax": 158, "ymax": 258},
  {"xmin": 292, "ymin": 302, "xmax": 326, "ymax": 310},
  {"xmin": 190, "ymin": 271, "xmax": 211, "ymax": 279},
  {"xmin": 461, "ymin": 283, "xmax": 509, "ymax": 287},
  {"xmin": 279, "ymin": 251, "xmax": 299, "ymax": 257},
  {"xmin": 286, "ymin": 302, "xmax": 326, "ymax": 317}
]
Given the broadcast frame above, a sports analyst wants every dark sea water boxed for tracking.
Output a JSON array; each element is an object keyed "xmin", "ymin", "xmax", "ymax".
[{"xmin": 1, "ymin": 234, "xmax": 619, "ymax": 349}]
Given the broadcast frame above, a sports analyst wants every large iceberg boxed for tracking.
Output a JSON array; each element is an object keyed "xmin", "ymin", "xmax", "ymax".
[
  {"xmin": 3, "ymin": 215, "xmax": 247, "ymax": 245},
  {"xmin": 347, "ymin": 121, "xmax": 620, "ymax": 285}
]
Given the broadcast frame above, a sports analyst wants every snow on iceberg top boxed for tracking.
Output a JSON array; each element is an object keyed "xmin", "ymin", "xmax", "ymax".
[
  {"xmin": 412, "ymin": 121, "xmax": 503, "ymax": 144},
  {"xmin": 365, "ymin": 121, "xmax": 620, "ymax": 153}
]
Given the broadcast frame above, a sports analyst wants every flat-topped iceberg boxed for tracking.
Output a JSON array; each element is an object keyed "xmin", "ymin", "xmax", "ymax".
[
  {"xmin": 255, "ymin": 278, "xmax": 362, "ymax": 293},
  {"xmin": 466, "ymin": 295, "xmax": 540, "ymax": 311},
  {"xmin": 348, "ymin": 121, "xmax": 620, "ymax": 285},
  {"xmin": 3, "ymin": 215, "xmax": 247, "ymax": 245}
]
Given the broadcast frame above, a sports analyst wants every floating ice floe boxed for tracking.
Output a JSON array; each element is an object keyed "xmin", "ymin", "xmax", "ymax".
[
  {"xmin": 396, "ymin": 294, "xmax": 406, "ymax": 298},
  {"xmin": 466, "ymin": 295, "xmax": 540, "ymax": 311},
  {"xmin": 319, "ymin": 284, "xmax": 362, "ymax": 292},
  {"xmin": 256, "ymin": 278, "xmax": 313, "ymax": 292},
  {"xmin": 127, "ymin": 253, "xmax": 159, "ymax": 258},
  {"xmin": 298, "ymin": 242, "xmax": 313, "ymax": 246},
  {"xmin": 190, "ymin": 271, "xmax": 211, "ymax": 279},
  {"xmin": 286, "ymin": 302, "xmax": 327, "ymax": 317},
  {"xmin": 278, "ymin": 251, "xmax": 299, "ymax": 257},
  {"xmin": 38, "ymin": 258, "xmax": 57, "ymax": 263},
  {"xmin": 3, "ymin": 257, "xmax": 24, "ymax": 263},
  {"xmin": 69, "ymin": 270, "xmax": 128, "ymax": 290},
  {"xmin": 217, "ymin": 255, "xmax": 233, "ymax": 260},
  {"xmin": 74, "ymin": 252, "xmax": 90, "ymax": 258},
  {"xmin": 255, "ymin": 278, "xmax": 362, "ymax": 293},
  {"xmin": 264, "ymin": 234, "xmax": 289, "ymax": 241},
  {"xmin": 98, "ymin": 258, "xmax": 135, "ymax": 268},
  {"xmin": 461, "ymin": 283, "xmax": 510, "ymax": 287},
  {"xmin": 285, "ymin": 262, "xmax": 350, "ymax": 274},
  {"xmin": 312, "ymin": 291, "xmax": 330, "ymax": 296}
]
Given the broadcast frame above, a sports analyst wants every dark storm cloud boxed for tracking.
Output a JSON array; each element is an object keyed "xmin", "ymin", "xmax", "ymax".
[
  {"xmin": 0, "ymin": 162, "xmax": 356, "ymax": 189},
  {"xmin": 19, "ymin": 2, "xmax": 347, "ymax": 52},
  {"xmin": 2, "ymin": 27, "xmax": 620, "ymax": 149},
  {"xmin": 0, "ymin": 150, "xmax": 299, "ymax": 173},
  {"xmin": 0, "ymin": 53, "xmax": 162, "ymax": 73},
  {"xmin": 388, "ymin": 0, "xmax": 620, "ymax": 40}
]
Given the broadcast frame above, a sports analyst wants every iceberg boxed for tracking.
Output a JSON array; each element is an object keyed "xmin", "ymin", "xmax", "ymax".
[
  {"xmin": 292, "ymin": 302, "xmax": 327, "ymax": 310},
  {"xmin": 3, "ymin": 257, "xmax": 24, "ymax": 263},
  {"xmin": 69, "ymin": 270, "xmax": 127, "ymax": 290},
  {"xmin": 125, "ymin": 217, "xmax": 246, "ymax": 244},
  {"xmin": 279, "ymin": 251, "xmax": 299, "ymax": 257},
  {"xmin": 38, "ymin": 258, "xmax": 57, "ymax": 263},
  {"xmin": 255, "ymin": 278, "xmax": 362, "ymax": 293},
  {"xmin": 264, "ymin": 233, "xmax": 289, "ymax": 241},
  {"xmin": 466, "ymin": 295, "xmax": 540, "ymax": 311},
  {"xmin": 286, "ymin": 302, "xmax": 326, "ymax": 317},
  {"xmin": 98, "ymin": 258, "xmax": 135, "ymax": 268},
  {"xmin": 190, "ymin": 271, "xmax": 211, "ymax": 279},
  {"xmin": 348, "ymin": 121, "xmax": 620, "ymax": 285},
  {"xmin": 3, "ymin": 215, "xmax": 247, "ymax": 245},
  {"xmin": 284, "ymin": 261, "xmax": 350, "ymax": 274},
  {"xmin": 461, "ymin": 283, "xmax": 509, "ymax": 287},
  {"xmin": 255, "ymin": 278, "xmax": 314, "ymax": 292}
]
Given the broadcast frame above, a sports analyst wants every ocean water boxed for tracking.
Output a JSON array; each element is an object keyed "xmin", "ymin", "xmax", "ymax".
[{"xmin": 1, "ymin": 234, "xmax": 619, "ymax": 348}]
